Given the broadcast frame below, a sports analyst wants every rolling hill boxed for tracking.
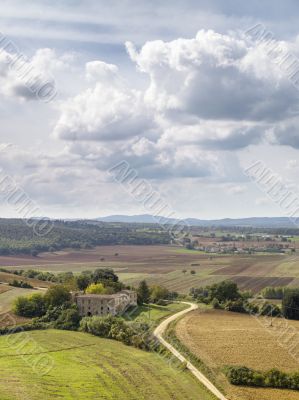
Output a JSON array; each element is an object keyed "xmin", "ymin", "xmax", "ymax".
[
  {"xmin": 0, "ymin": 329, "xmax": 215, "ymax": 400},
  {"xmin": 97, "ymin": 215, "xmax": 299, "ymax": 228}
]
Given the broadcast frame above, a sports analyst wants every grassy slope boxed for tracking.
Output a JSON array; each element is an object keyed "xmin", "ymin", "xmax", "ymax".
[
  {"xmin": 126, "ymin": 302, "xmax": 189, "ymax": 327},
  {"xmin": 0, "ymin": 329, "xmax": 215, "ymax": 400}
]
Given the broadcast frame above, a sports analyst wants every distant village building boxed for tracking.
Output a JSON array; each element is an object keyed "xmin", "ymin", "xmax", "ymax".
[{"xmin": 74, "ymin": 290, "xmax": 137, "ymax": 317}]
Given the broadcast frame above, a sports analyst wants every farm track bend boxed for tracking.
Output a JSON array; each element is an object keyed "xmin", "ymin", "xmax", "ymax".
[{"xmin": 154, "ymin": 302, "xmax": 228, "ymax": 400}]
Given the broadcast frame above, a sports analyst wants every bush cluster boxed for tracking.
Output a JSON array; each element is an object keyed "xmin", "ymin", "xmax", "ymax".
[
  {"xmin": 9, "ymin": 279, "xmax": 33, "ymax": 289},
  {"xmin": 191, "ymin": 280, "xmax": 284, "ymax": 318},
  {"xmin": 226, "ymin": 366, "xmax": 299, "ymax": 390},
  {"xmin": 13, "ymin": 285, "xmax": 71, "ymax": 318},
  {"xmin": 261, "ymin": 286, "xmax": 285, "ymax": 299},
  {"xmin": 80, "ymin": 315, "xmax": 155, "ymax": 350}
]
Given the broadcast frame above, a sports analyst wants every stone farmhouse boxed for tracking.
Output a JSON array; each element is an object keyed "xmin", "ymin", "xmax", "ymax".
[{"xmin": 74, "ymin": 290, "xmax": 137, "ymax": 317}]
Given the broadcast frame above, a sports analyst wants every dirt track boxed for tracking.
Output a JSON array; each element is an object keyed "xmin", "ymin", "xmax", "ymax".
[{"xmin": 154, "ymin": 302, "xmax": 227, "ymax": 400}]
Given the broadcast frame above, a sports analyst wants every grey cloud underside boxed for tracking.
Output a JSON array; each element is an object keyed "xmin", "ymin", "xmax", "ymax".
[{"xmin": 274, "ymin": 118, "xmax": 299, "ymax": 148}]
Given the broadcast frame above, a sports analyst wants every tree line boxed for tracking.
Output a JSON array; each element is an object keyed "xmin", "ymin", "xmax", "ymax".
[
  {"xmin": 191, "ymin": 280, "xmax": 299, "ymax": 320},
  {"xmin": 0, "ymin": 219, "xmax": 171, "ymax": 256},
  {"xmin": 226, "ymin": 366, "xmax": 299, "ymax": 390}
]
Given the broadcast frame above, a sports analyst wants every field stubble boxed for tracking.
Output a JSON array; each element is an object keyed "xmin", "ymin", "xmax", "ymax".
[{"xmin": 176, "ymin": 308, "xmax": 299, "ymax": 400}]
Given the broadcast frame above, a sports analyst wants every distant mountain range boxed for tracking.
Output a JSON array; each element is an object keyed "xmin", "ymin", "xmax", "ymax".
[{"xmin": 96, "ymin": 214, "xmax": 299, "ymax": 228}]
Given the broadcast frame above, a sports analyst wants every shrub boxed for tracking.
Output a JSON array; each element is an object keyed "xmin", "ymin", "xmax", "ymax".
[
  {"xmin": 226, "ymin": 366, "xmax": 260, "ymax": 386},
  {"xmin": 240, "ymin": 290, "xmax": 253, "ymax": 300},
  {"xmin": 13, "ymin": 293, "xmax": 46, "ymax": 318},
  {"xmin": 44, "ymin": 285, "xmax": 71, "ymax": 308},
  {"xmin": 264, "ymin": 369, "xmax": 290, "ymax": 388},
  {"xmin": 225, "ymin": 299, "xmax": 247, "ymax": 313},
  {"xmin": 85, "ymin": 283, "xmax": 105, "ymax": 294},
  {"xmin": 211, "ymin": 298, "xmax": 221, "ymax": 309},
  {"xmin": 190, "ymin": 287, "xmax": 209, "ymax": 303},
  {"xmin": 261, "ymin": 287, "xmax": 284, "ymax": 299},
  {"xmin": 282, "ymin": 289, "xmax": 299, "ymax": 320},
  {"xmin": 225, "ymin": 366, "xmax": 299, "ymax": 390},
  {"xmin": 245, "ymin": 302, "xmax": 259, "ymax": 315},
  {"xmin": 259, "ymin": 302, "xmax": 281, "ymax": 317},
  {"xmin": 80, "ymin": 315, "xmax": 152, "ymax": 349},
  {"xmin": 54, "ymin": 307, "xmax": 81, "ymax": 330},
  {"xmin": 9, "ymin": 280, "xmax": 33, "ymax": 288},
  {"xmin": 150, "ymin": 285, "xmax": 169, "ymax": 303},
  {"xmin": 37, "ymin": 305, "xmax": 66, "ymax": 323}
]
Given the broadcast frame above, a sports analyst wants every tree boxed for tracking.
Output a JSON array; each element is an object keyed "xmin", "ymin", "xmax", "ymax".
[
  {"xmin": 137, "ymin": 280, "xmax": 150, "ymax": 304},
  {"xmin": 92, "ymin": 268, "xmax": 118, "ymax": 284},
  {"xmin": 13, "ymin": 293, "xmax": 46, "ymax": 317},
  {"xmin": 182, "ymin": 269, "xmax": 187, "ymax": 274},
  {"xmin": 150, "ymin": 285, "xmax": 169, "ymax": 303},
  {"xmin": 260, "ymin": 302, "xmax": 281, "ymax": 317},
  {"xmin": 57, "ymin": 272, "xmax": 76, "ymax": 291},
  {"xmin": 261, "ymin": 287, "xmax": 284, "ymax": 300},
  {"xmin": 44, "ymin": 285, "xmax": 71, "ymax": 308},
  {"xmin": 76, "ymin": 274, "xmax": 91, "ymax": 291},
  {"xmin": 86, "ymin": 283, "xmax": 105, "ymax": 294},
  {"xmin": 282, "ymin": 289, "xmax": 299, "ymax": 320},
  {"xmin": 225, "ymin": 299, "xmax": 246, "ymax": 313},
  {"xmin": 190, "ymin": 270, "xmax": 196, "ymax": 275},
  {"xmin": 208, "ymin": 280, "xmax": 241, "ymax": 303}
]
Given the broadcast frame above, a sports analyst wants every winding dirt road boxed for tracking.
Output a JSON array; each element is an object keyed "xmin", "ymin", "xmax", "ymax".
[{"xmin": 153, "ymin": 302, "xmax": 228, "ymax": 400}]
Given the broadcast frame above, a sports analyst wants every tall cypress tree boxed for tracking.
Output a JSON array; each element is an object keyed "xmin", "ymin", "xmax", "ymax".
[{"xmin": 137, "ymin": 280, "xmax": 150, "ymax": 304}]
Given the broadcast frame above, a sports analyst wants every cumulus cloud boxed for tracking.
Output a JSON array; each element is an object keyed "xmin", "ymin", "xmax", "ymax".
[
  {"xmin": 0, "ymin": 47, "xmax": 70, "ymax": 101},
  {"xmin": 54, "ymin": 30, "xmax": 299, "ymax": 154},
  {"xmin": 127, "ymin": 30, "xmax": 299, "ymax": 122},
  {"xmin": 54, "ymin": 60, "xmax": 158, "ymax": 141},
  {"xmin": 50, "ymin": 29, "xmax": 299, "ymax": 183}
]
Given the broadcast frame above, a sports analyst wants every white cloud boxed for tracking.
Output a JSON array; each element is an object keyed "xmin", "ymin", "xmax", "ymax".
[
  {"xmin": 53, "ymin": 29, "xmax": 299, "ymax": 161},
  {"xmin": 1, "ymin": 3, "xmax": 299, "ymax": 219},
  {"xmin": 127, "ymin": 30, "xmax": 298, "ymax": 123},
  {"xmin": 0, "ymin": 47, "xmax": 71, "ymax": 101},
  {"xmin": 54, "ymin": 60, "xmax": 158, "ymax": 141}
]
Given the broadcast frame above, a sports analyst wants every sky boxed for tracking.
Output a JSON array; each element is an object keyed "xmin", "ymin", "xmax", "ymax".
[{"xmin": 1, "ymin": 0, "xmax": 299, "ymax": 220}]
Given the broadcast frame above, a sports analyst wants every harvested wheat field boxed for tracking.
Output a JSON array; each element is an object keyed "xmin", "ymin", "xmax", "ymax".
[{"xmin": 176, "ymin": 308, "xmax": 299, "ymax": 400}]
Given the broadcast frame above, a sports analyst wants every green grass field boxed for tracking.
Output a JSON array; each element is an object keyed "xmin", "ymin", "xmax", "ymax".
[
  {"xmin": 126, "ymin": 302, "xmax": 188, "ymax": 326},
  {"xmin": 0, "ymin": 329, "xmax": 215, "ymax": 400}
]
